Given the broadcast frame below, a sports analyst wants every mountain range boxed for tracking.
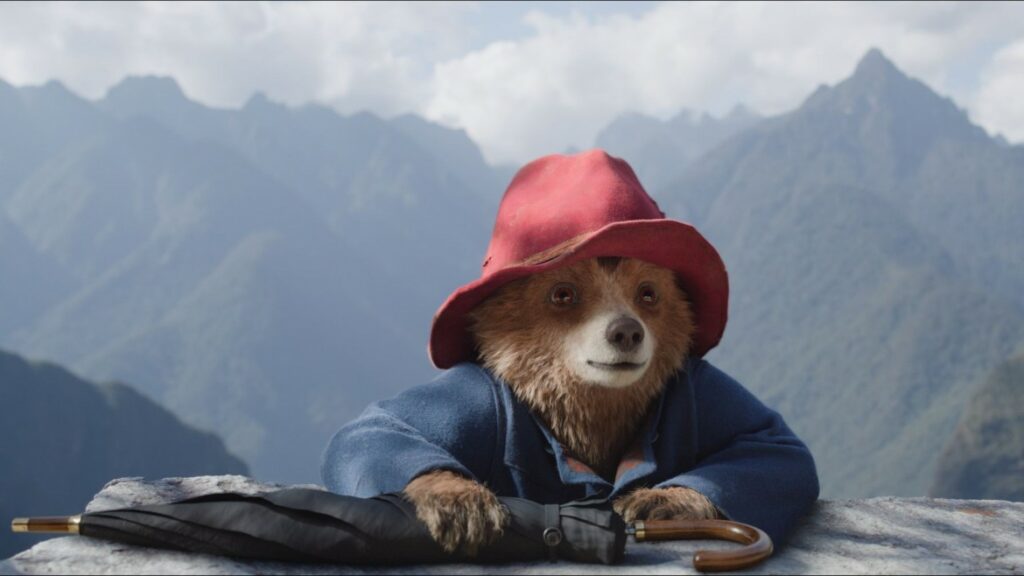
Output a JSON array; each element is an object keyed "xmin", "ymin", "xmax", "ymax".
[
  {"xmin": 0, "ymin": 75, "xmax": 497, "ymax": 483},
  {"xmin": 651, "ymin": 49, "xmax": 1024, "ymax": 497},
  {"xmin": 0, "ymin": 48, "xmax": 1020, "ymax": 497},
  {"xmin": 595, "ymin": 104, "xmax": 762, "ymax": 190}
]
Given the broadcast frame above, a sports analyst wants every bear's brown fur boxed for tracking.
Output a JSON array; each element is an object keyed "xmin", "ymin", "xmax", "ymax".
[
  {"xmin": 469, "ymin": 256, "xmax": 694, "ymax": 476},
  {"xmin": 404, "ymin": 254, "xmax": 718, "ymax": 554}
]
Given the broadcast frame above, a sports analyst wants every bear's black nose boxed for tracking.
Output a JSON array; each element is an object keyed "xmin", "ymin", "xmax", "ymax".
[{"xmin": 606, "ymin": 316, "xmax": 644, "ymax": 353}]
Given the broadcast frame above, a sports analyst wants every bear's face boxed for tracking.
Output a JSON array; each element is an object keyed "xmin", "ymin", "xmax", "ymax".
[
  {"xmin": 469, "ymin": 257, "xmax": 695, "ymax": 391},
  {"xmin": 469, "ymin": 256, "xmax": 696, "ymax": 474}
]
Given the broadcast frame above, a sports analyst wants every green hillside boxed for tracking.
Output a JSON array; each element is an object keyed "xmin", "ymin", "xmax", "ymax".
[
  {"xmin": 0, "ymin": 348, "xmax": 247, "ymax": 557},
  {"xmin": 931, "ymin": 351, "xmax": 1024, "ymax": 501}
]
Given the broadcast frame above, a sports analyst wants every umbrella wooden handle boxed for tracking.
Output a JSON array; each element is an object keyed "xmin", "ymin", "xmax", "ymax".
[{"xmin": 632, "ymin": 518, "xmax": 773, "ymax": 572}]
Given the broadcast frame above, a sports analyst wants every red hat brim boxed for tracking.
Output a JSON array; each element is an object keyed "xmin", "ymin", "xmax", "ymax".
[{"xmin": 429, "ymin": 218, "xmax": 729, "ymax": 369}]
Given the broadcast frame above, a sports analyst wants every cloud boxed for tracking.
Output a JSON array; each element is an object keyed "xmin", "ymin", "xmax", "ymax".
[
  {"xmin": 0, "ymin": 1, "xmax": 472, "ymax": 115},
  {"xmin": 425, "ymin": 1, "xmax": 1024, "ymax": 164},
  {"xmin": 972, "ymin": 39, "xmax": 1024, "ymax": 143},
  {"xmin": 0, "ymin": 1, "xmax": 1021, "ymax": 165}
]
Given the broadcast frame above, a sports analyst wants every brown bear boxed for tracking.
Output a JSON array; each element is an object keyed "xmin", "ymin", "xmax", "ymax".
[
  {"xmin": 322, "ymin": 149, "xmax": 819, "ymax": 556},
  {"xmin": 406, "ymin": 253, "xmax": 718, "ymax": 552}
]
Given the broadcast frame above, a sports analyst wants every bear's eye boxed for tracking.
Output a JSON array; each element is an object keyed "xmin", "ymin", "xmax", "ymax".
[
  {"xmin": 549, "ymin": 283, "xmax": 579, "ymax": 307},
  {"xmin": 637, "ymin": 283, "xmax": 658, "ymax": 306}
]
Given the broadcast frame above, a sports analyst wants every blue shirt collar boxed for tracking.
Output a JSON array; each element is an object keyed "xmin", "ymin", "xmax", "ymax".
[{"xmin": 495, "ymin": 365, "xmax": 689, "ymax": 495}]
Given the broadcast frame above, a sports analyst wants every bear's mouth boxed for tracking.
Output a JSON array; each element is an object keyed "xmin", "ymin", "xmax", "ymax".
[{"xmin": 587, "ymin": 360, "xmax": 646, "ymax": 371}]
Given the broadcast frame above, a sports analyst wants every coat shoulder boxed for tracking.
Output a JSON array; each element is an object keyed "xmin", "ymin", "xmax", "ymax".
[
  {"xmin": 427, "ymin": 361, "xmax": 502, "ymax": 402},
  {"xmin": 374, "ymin": 362, "xmax": 502, "ymax": 428},
  {"xmin": 684, "ymin": 356, "xmax": 726, "ymax": 383},
  {"xmin": 684, "ymin": 357, "xmax": 744, "ymax": 393},
  {"xmin": 320, "ymin": 362, "xmax": 503, "ymax": 495},
  {"xmin": 681, "ymin": 357, "xmax": 769, "ymax": 415}
]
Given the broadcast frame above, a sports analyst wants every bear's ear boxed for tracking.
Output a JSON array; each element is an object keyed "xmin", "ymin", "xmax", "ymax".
[{"xmin": 672, "ymin": 273, "xmax": 693, "ymax": 301}]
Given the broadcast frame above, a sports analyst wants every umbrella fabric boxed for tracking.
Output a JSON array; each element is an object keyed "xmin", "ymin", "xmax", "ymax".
[{"xmin": 79, "ymin": 488, "xmax": 626, "ymax": 565}]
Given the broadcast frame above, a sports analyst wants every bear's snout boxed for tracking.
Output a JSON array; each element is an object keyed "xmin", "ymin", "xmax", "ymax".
[{"xmin": 605, "ymin": 315, "xmax": 645, "ymax": 353}]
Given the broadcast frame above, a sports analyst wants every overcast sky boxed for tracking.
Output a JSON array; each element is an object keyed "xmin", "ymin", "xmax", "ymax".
[{"xmin": 1, "ymin": 1, "xmax": 1021, "ymax": 165}]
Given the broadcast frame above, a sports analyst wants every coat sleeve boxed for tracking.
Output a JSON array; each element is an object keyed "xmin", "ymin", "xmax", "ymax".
[
  {"xmin": 655, "ymin": 359, "xmax": 819, "ymax": 546},
  {"xmin": 320, "ymin": 363, "xmax": 500, "ymax": 497}
]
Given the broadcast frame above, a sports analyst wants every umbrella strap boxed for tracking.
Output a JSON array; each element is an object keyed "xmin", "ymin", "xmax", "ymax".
[{"xmin": 542, "ymin": 504, "xmax": 562, "ymax": 561}]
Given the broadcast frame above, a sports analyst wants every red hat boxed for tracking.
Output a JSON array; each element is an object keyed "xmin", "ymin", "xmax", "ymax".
[{"xmin": 429, "ymin": 149, "xmax": 728, "ymax": 369}]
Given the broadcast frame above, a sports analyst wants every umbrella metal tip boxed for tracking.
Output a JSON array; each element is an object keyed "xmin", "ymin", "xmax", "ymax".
[{"xmin": 10, "ymin": 516, "xmax": 81, "ymax": 534}]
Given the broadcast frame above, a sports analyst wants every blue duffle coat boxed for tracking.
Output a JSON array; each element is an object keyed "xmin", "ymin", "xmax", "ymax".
[{"xmin": 321, "ymin": 357, "xmax": 819, "ymax": 546}]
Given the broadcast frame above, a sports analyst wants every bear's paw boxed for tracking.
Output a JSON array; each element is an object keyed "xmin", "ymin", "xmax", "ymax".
[
  {"xmin": 404, "ymin": 469, "xmax": 509, "ymax": 556},
  {"xmin": 613, "ymin": 486, "xmax": 720, "ymax": 523}
]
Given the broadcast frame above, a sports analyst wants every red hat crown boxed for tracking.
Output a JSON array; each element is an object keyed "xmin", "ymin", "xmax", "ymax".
[{"xmin": 482, "ymin": 150, "xmax": 664, "ymax": 274}]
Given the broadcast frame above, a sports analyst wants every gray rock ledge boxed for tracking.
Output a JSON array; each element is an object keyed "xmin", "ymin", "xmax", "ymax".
[{"xmin": 5, "ymin": 475, "xmax": 1023, "ymax": 575}]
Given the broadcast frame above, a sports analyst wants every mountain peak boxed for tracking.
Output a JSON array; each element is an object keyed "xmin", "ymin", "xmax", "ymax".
[
  {"xmin": 104, "ymin": 75, "xmax": 187, "ymax": 103},
  {"xmin": 14, "ymin": 78, "xmax": 98, "ymax": 115},
  {"xmin": 857, "ymin": 47, "xmax": 893, "ymax": 68},
  {"xmin": 792, "ymin": 46, "xmax": 990, "ymax": 164},
  {"xmin": 41, "ymin": 79, "xmax": 72, "ymax": 93},
  {"xmin": 850, "ymin": 48, "xmax": 907, "ymax": 85},
  {"xmin": 243, "ymin": 91, "xmax": 281, "ymax": 111},
  {"xmin": 23, "ymin": 79, "xmax": 81, "ymax": 103}
]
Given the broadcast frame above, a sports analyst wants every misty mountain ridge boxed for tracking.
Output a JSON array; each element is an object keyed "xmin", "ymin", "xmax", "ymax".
[
  {"xmin": 768, "ymin": 48, "xmax": 1022, "ymax": 305},
  {"xmin": 1, "ymin": 75, "xmax": 488, "ymax": 482},
  {"xmin": 1, "ymin": 48, "xmax": 1020, "ymax": 498},
  {"xmin": 653, "ymin": 48, "xmax": 1024, "ymax": 496},
  {"xmin": 595, "ymin": 103, "xmax": 762, "ymax": 190},
  {"xmin": 0, "ymin": 347, "xmax": 247, "ymax": 558},
  {"xmin": 101, "ymin": 74, "xmax": 504, "ymax": 208}
]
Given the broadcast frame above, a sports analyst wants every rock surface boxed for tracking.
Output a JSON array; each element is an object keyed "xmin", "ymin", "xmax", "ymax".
[{"xmin": 5, "ymin": 476, "xmax": 1024, "ymax": 575}]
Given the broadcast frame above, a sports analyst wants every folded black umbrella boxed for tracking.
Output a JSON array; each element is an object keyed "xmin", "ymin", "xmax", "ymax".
[{"xmin": 12, "ymin": 489, "xmax": 771, "ymax": 572}]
